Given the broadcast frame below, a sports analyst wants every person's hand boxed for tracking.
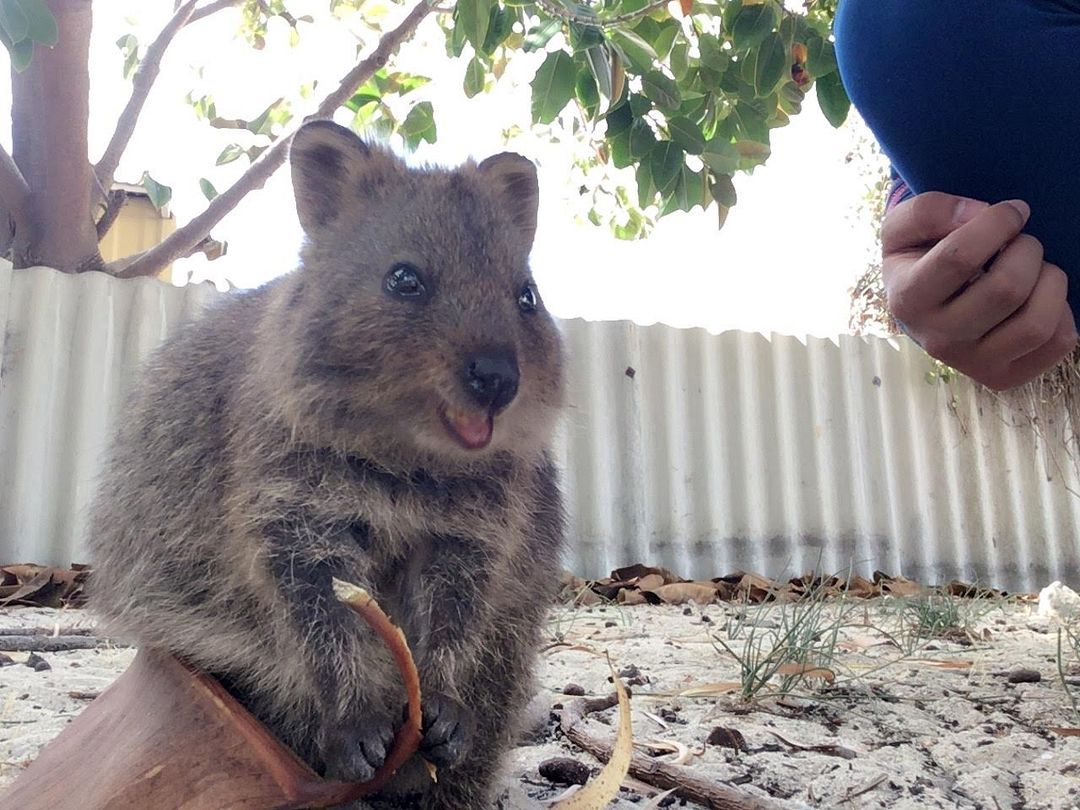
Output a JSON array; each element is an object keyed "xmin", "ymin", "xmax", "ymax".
[{"xmin": 881, "ymin": 192, "xmax": 1078, "ymax": 390}]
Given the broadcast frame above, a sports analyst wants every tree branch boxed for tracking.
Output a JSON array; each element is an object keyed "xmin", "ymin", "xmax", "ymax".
[
  {"xmin": 188, "ymin": 0, "xmax": 242, "ymax": 25},
  {"xmin": 108, "ymin": 0, "xmax": 437, "ymax": 280},
  {"xmin": 532, "ymin": 0, "xmax": 669, "ymax": 29},
  {"xmin": 95, "ymin": 0, "xmax": 202, "ymax": 192},
  {"xmin": 0, "ymin": 144, "xmax": 33, "ymax": 242},
  {"xmin": 95, "ymin": 188, "xmax": 127, "ymax": 240}
]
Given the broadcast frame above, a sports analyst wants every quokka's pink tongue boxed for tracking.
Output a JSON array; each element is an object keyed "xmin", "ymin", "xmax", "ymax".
[{"xmin": 444, "ymin": 407, "xmax": 493, "ymax": 450}]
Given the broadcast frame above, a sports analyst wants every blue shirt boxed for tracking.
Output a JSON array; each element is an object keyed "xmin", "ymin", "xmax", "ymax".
[{"xmin": 835, "ymin": 0, "xmax": 1080, "ymax": 314}]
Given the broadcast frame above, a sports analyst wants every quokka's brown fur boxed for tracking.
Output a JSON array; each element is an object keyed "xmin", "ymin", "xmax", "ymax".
[{"xmin": 87, "ymin": 120, "xmax": 566, "ymax": 809}]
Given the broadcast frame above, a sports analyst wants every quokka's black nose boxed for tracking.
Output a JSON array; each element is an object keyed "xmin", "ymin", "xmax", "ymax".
[{"xmin": 464, "ymin": 349, "xmax": 519, "ymax": 411}]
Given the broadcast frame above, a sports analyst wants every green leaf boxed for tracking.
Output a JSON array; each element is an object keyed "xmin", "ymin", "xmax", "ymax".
[
  {"xmin": 670, "ymin": 40, "xmax": 690, "ymax": 82},
  {"xmin": 815, "ymin": 70, "xmax": 850, "ymax": 127},
  {"xmin": 751, "ymin": 32, "xmax": 787, "ymax": 97},
  {"xmin": 779, "ymin": 12, "xmax": 796, "ymax": 47},
  {"xmin": 710, "ymin": 173, "xmax": 737, "ymax": 207},
  {"xmin": 669, "ymin": 164, "xmax": 706, "ymax": 212},
  {"xmin": 778, "ymin": 81, "xmax": 803, "ymax": 114},
  {"xmin": 247, "ymin": 97, "xmax": 288, "ymax": 137},
  {"xmin": 668, "ymin": 116, "xmax": 704, "ymax": 155},
  {"xmin": 635, "ymin": 160, "xmax": 655, "ymax": 208},
  {"xmin": 16, "ymin": 0, "xmax": 55, "ymax": 45},
  {"xmin": 575, "ymin": 69, "xmax": 600, "ymax": 119},
  {"xmin": 642, "ymin": 70, "xmax": 680, "ymax": 113},
  {"xmin": 730, "ymin": 101, "xmax": 769, "ymax": 142},
  {"xmin": 729, "ymin": 1, "xmax": 779, "ymax": 51},
  {"xmin": 651, "ymin": 20, "xmax": 680, "ymax": 61},
  {"xmin": 216, "ymin": 143, "xmax": 245, "ymax": 165},
  {"xmin": 604, "ymin": 99, "xmax": 633, "ymax": 137},
  {"xmin": 0, "ymin": 0, "xmax": 28, "ymax": 43},
  {"xmin": 806, "ymin": 34, "xmax": 837, "ymax": 77},
  {"xmin": 608, "ymin": 29, "xmax": 656, "ymax": 73},
  {"xmin": 481, "ymin": 6, "xmax": 515, "ymax": 54},
  {"xmin": 448, "ymin": 15, "xmax": 467, "ymax": 57},
  {"xmin": 609, "ymin": 129, "xmax": 632, "ymax": 168},
  {"xmin": 199, "ymin": 178, "xmax": 219, "ymax": 202},
  {"xmin": 649, "ymin": 141, "xmax": 685, "ymax": 195},
  {"xmin": 568, "ymin": 22, "xmax": 603, "ymax": 54},
  {"xmin": 584, "ymin": 45, "xmax": 613, "ymax": 103},
  {"xmin": 456, "ymin": 0, "xmax": 493, "ymax": 53},
  {"xmin": 530, "ymin": 50, "xmax": 576, "ymax": 124},
  {"xmin": 523, "ymin": 18, "xmax": 561, "ymax": 52},
  {"xmin": 463, "ymin": 56, "xmax": 485, "ymax": 98},
  {"xmin": 698, "ymin": 34, "xmax": 729, "ymax": 72},
  {"xmin": 116, "ymin": 33, "xmax": 139, "ymax": 80},
  {"xmin": 400, "ymin": 100, "xmax": 437, "ymax": 148},
  {"xmin": 9, "ymin": 37, "xmax": 31, "ymax": 71},
  {"xmin": 701, "ymin": 137, "xmax": 739, "ymax": 174},
  {"xmin": 140, "ymin": 172, "xmax": 172, "ymax": 211},
  {"xmin": 721, "ymin": 0, "xmax": 742, "ymax": 33},
  {"xmin": 345, "ymin": 92, "xmax": 381, "ymax": 113},
  {"xmin": 629, "ymin": 93, "xmax": 652, "ymax": 117},
  {"xmin": 629, "ymin": 119, "xmax": 655, "ymax": 158}
]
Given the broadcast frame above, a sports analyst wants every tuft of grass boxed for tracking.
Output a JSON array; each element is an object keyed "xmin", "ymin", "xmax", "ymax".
[
  {"xmin": 711, "ymin": 578, "xmax": 861, "ymax": 702},
  {"xmin": 882, "ymin": 591, "xmax": 1005, "ymax": 656}
]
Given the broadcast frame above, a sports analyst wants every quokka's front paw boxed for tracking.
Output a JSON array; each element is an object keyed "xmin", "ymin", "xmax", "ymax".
[
  {"xmin": 320, "ymin": 713, "xmax": 398, "ymax": 782},
  {"xmin": 419, "ymin": 693, "xmax": 475, "ymax": 769}
]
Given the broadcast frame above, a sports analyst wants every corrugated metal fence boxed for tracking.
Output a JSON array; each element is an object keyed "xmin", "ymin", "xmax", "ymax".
[{"xmin": 2, "ymin": 265, "xmax": 1078, "ymax": 592}]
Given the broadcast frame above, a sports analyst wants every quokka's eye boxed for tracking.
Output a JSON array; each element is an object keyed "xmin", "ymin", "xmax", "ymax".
[
  {"xmin": 385, "ymin": 263, "xmax": 427, "ymax": 299},
  {"xmin": 517, "ymin": 282, "xmax": 538, "ymax": 313}
]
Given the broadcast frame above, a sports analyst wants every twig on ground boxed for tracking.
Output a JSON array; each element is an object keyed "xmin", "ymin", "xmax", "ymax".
[{"xmin": 0, "ymin": 636, "xmax": 118, "ymax": 653}]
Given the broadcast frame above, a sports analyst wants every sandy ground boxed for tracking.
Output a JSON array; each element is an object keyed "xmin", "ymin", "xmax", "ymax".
[{"xmin": 2, "ymin": 597, "xmax": 1080, "ymax": 809}]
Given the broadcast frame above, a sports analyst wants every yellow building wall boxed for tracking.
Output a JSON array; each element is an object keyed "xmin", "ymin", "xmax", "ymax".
[{"xmin": 98, "ymin": 197, "xmax": 177, "ymax": 283}]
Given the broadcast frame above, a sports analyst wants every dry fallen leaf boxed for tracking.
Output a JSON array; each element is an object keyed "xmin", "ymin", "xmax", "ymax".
[
  {"xmin": 677, "ymin": 681, "xmax": 742, "ymax": 698},
  {"xmin": 634, "ymin": 739, "xmax": 692, "ymax": 766},
  {"xmin": 1049, "ymin": 727, "xmax": 1080, "ymax": 737},
  {"xmin": 775, "ymin": 663, "xmax": 836, "ymax": 684},
  {"xmin": 911, "ymin": 659, "xmax": 974, "ymax": 670},
  {"xmin": 766, "ymin": 730, "xmax": 857, "ymax": 760},
  {"xmin": 551, "ymin": 661, "xmax": 633, "ymax": 810}
]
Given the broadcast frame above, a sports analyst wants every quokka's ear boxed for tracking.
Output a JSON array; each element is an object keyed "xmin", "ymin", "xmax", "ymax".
[
  {"xmin": 476, "ymin": 153, "xmax": 539, "ymax": 248},
  {"xmin": 289, "ymin": 120, "xmax": 399, "ymax": 233}
]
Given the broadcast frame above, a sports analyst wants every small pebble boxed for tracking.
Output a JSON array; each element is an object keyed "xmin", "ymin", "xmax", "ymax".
[
  {"xmin": 563, "ymin": 683, "xmax": 585, "ymax": 696},
  {"xmin": 1007, "ymin": 668, "xmax": 1041, "ymax": 684},
  {"xmin": 538, "ymin": 757, "xmax": 590, "ymax": 786},
  {"xmin": 604, "ymin": 620, "xmax": 616, "ymax": 628},
  {"xmin": 25, "ymin": 652, "xmax": 50, "ymax": 672},
  {"xmin": 682, "ymin": 606, "xmax": 693, "ymax": 616}
]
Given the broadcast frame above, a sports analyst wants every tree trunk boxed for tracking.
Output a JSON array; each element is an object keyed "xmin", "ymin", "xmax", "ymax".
[{"xmin": 11, "ymin": 0, "xmax": 101, "ymax": 272}]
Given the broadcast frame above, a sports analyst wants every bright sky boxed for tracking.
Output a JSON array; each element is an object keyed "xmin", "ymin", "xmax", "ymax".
[{"xmin": 14, "ymin": 1, "xmax": 885, "ymax": 337}]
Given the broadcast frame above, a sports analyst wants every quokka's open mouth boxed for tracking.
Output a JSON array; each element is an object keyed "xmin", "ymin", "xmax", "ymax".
[{"xmin": 439, "ymin": 403, "xmax": 494, "ymax": 450}]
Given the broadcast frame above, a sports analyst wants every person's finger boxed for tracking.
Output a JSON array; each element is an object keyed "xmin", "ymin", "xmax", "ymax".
[
  {"xmin": 979, "ymin": 306, "xmax": 1078, "ymax": 390},
  {"xmin": 881, "ymin": 191, "xmax": 989, "ymax": 254},
  {"xmin": 981, "ymin": 264, "xmax": 1074, "ymax": 363},
  {"xmin": 903, "ymin": 200, "xmax": 1031, "ymax": 309},
  {"xmin": 942, "ymin": 233, "xmax": 1044, "ymax": 340}
]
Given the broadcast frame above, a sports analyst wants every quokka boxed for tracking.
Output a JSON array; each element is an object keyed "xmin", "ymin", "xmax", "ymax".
[{"xmin": 88, "ymin": 119, "xmax": 566, "ymax": 809}]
